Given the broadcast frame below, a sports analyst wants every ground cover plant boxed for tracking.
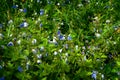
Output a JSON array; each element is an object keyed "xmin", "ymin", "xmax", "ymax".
[{"xmin": 0, "ymin": 0, "xmax": 120, "ymax": 80}]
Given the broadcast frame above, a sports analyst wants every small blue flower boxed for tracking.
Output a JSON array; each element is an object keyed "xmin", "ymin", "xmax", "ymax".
[
  {"xmin": 12, "ymin": 5, "xmax": 18, "ymax": 9},
  {"xmin": 57, "ymin": 30, "xmax": 61, "ymax": 36},
  {"xmin": 23, "ymin": 8, "xmax": 27, "ymax": 13},
  {"xmin": 0, "ymin": 24, "xmax": 3, "ymax": 28},
  {"xmin": 18, "ymin": 66, "xmax": 23, "ymax": 72},
  {"xmin": 7, "ymin": 42, "xmax": 14, "ymax": 46},
  {"xmin": 20, "ymin": 23, "xmax": 24, "ymax": 27},
  {"xmin": 19, "ymin": 22, "xmax": 28, "ymax": 28},
  {"xmin": 59, "ymin": 35, "xmax": 65, "ymax": 40},
  {"xmin": 67, "ymin": 35, "xmax": 72, "ymax": 40},
  {"xmin": 40, "ymin": 23, "xmax": 43, "ymax": 27},
  {"xmin": 0, "ymin": 77, "xmax": 5, "ymax": 80},
  {"xmin": 91, "ymin": 71, "xmax": 97, "ymax": 80},
  {"xmin": 40, "ymin": 9, "xmax": 44, "ymax": 15}
]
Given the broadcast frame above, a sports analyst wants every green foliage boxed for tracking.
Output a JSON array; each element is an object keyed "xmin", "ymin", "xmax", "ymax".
[{"xmin": 0, "ymin": 0, "xmax": 120, "ymax": 80}]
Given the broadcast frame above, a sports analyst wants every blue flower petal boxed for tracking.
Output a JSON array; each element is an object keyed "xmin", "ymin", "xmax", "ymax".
[
  {"xmin": 23, "ymin": 8, "xmax": 27, "ymax": 13},
  {"xmin": 7, "ymin": 42, "xmax": 14, "ymax": 46},
  {"xmin": 12, "ymin": 5, "xmax": 18, "ymax": 9},
  {"xmin": 19, "ymin": 22, "xmax": 28, "ymax": 28},
  {"xmin": 20, "ymin": 23, "xmax": 24, "ymax": 28},
  {"xmin": 40, "ymin": 9, "xmax": 44, "ymax": 15},
  {"xmin": 67, "ymin": 35, "xmax": 72, "ymax": 40},
  {"xmin": 40, "ymin": 23, "xmax": 43, "ymax": 27},
  {"xmin": 57, "ymin": 30, "xmax": 61, "ymax": 36},
  {"xmin": 18, "ymin": 66, "xmax": 23, "ymax": 72},
  {"xmin": 0, "ymin": 77, "xmax": 5, "ymax": 80},
  {"xmin": 91, "ymin": 73, "xmax": 96, "ymax": 79},
  {"xmin": 59, "ymin": 35, "xmax": 63, "ymax": 40}
]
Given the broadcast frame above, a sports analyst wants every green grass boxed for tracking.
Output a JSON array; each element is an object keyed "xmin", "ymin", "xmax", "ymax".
[{"xmin": 0, "ymin": 0, "xmax": 120, "ymax": 80}]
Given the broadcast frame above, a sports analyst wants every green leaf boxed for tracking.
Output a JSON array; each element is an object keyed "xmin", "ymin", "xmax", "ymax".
[
  {"xmin": 23, "ymin": 50, "xmax": 29, "ymax": 56},
  {"xmin": 101, "ymin": 55, "xmax": 107, "ymax": 58},
  {"xmin": 41, "ymin": 77, "xmax": 47, "ymax": 80},
  {"xmin": 116, "ymin": 61, "xmax": 120, "ymax": 67}
]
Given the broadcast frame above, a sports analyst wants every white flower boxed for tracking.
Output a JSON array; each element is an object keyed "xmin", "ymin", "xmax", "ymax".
[
  {"xmin": 0, "ymin": 33, "xmax": 3, "ymax": 38},
  {"xmin": 32, "ymin": 39, "xmax": 37, "ymax": 44},
  {"xmin": 82, "ymin": 46, "xmax": 86, "ymax": 50},
  {"xmin": 10, "ymin": 34, "xmax": 13, "ymax": 37},
  {"xmin": 48, "ymin": 37, "xmax": 58, "ymax": 45},
  {"xmin": 83, "ymin": 56, "xmax": 86, "ymax": 61},
  {"xmin": 65, "ymin": 58, "xmax": 68, "ymax": 62},
  {"xmin": 17, "ymin": 40, "xmax": 21, "ymax": 45},
  {"xmin": 95, "ymin": 33, "xmax": 101, "ymax": 38},
  {"xmin": 78, "ymin": 4, "xmax": 83, "ymax": 7},
  {"xmin": 59, "ymin": 49, "xmax": 62, "ymax": 53},
  {"xmin": 61, "ymin": 22, "xmax": 64, "ymax": 25},
  {"xmin": 106, "ymin": 41, "xmax": 109, "ymax": 44},
  {"xmin": 37, "ymin": 54, "xmax": 42, "ymax": 59},
  {"xmin": 53, "ymin": 37, "xmax": 57, "ymax": 43},
  {"xmin": 26, "ymin": 61, "xmax": 30, "ymax": 70},
  {"xmin": 106, "ymin": 20, "xmax": 110, "ymax": 24},
  {"xmin": 94, "ymin": 17, "xmax": 98, "ymax": 20},
  {"xmin": 85, "ymin": 40, "xmax": 88, "ymax": 43},
  {"xmin": 8, "ymin": 20, "xmax": 13, "ymax": 24},
  {"xmin": 57, "ymin": 3, "xmax": 60, "ymax": 6},
  {"xmin": 19, "ymin": 9, "xmax": 23, "ymax": 12},
  {"xmin": 101, "ymin": 74, "xmax": 104, "ymax": 79},
  {"xmin": 113, "ymin": 41, "xmax": 116, "ymax": 44},
  {"xmin": 40, "ymin": 46, "xmax": 44, "ymax": 51},
  {"xmin": 75, "ymin": 45, "xmax": 78, "ymax": 50},
  {"xmin": 54, "ymin": 51, "xmax": 58, "ymax": 55},
  {"xmin": 24, "ymin": 22, "xmax": 28, "ymax": 27},
  {"xmin": 65, "ymin": 53, "xmax": 68, "ymax": 57},
  {"xmin": 37, "ymin": 60, "xmax": 42, "ymax": 64},
  {"xmin": 32, "ymin": 49, "xmax": 37, "ymax": 54},
  {"xmin": 22, "ymin": 32, "xmax": 26, "ymax": 37}
]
